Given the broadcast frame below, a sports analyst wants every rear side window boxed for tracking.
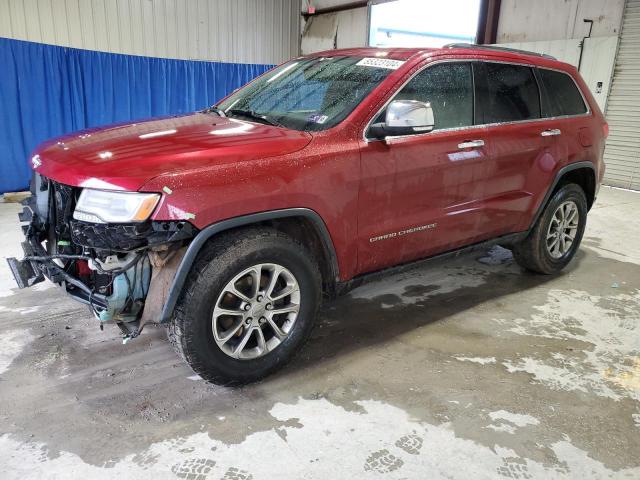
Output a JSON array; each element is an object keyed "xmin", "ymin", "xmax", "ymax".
[
  {"xmin": 373, "ymin": 62, "xmax": 474, "ymax": 130},
  {"xmin": 538, "ymin": 68, "xmax": 588, "ymax": 117},
  {"xmin": 481, "ymin": 63, "xmax": 541, "ymax": 123}
]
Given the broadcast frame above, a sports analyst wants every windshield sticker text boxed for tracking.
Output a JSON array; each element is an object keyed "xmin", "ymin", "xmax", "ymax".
[
  {"xmin": 356, "ymin": 58, "xmax": 405, "ymax": 70},
  {"xmin": 308, "ymin": 113, "xmax": 329, "ymax": 124}
]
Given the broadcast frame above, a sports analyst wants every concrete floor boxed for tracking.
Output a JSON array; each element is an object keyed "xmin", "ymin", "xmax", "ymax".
[{"xmin": 0, "ymin": 186, "xmax": 638, "ymax": 479}]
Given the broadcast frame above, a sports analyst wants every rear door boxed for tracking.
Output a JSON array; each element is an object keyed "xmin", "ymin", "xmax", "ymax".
[
  {"xmin": 475, "ymin": 61, "xmax": 550, "ymax": 234},
  {"xmin": 525, "ymin": 67, "xmax": 593, "ymax": 228},
  {"xmin": 536, "ymin": 67, "xmax": 592, "ymax": 160}
]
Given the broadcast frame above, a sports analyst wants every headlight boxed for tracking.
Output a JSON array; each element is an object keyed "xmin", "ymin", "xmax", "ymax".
[{"xmin": 73, "ymin": 189, "xmax": 160, "ymax": 224}]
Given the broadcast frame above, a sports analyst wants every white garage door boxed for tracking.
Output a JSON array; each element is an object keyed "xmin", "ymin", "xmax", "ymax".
[{"xmin": 604, "ymin": 0, "xmax": 640, "ymax": 190}]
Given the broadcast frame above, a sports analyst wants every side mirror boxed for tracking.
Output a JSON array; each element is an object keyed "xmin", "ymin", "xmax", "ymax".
[{"xmin": 369, "ymin": 100, "xmax": 435, "ymax": 140}]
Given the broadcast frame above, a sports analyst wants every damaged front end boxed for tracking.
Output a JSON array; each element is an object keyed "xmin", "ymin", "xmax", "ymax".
[{"xmin": 6, "ymin": 174, "xmax": 196, "ymax": 339}]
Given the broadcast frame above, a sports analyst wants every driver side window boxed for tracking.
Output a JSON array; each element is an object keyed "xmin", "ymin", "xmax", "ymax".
[{"xmin": 374, "ymin": 62, "xmax": 474, "ymax": 131}]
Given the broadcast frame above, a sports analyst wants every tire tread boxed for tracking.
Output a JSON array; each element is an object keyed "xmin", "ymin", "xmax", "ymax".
[
  {"xmin": 168, "ymin": 227, "xmax": 321, "ymax": 386},
  {"xmin": 512, "ymin": 183, "xmax": 587, "ymax": 274}
]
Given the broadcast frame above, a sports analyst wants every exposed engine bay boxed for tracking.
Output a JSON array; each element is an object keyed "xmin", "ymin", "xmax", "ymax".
[{"xmin": 6, "ymin": 174, "xmax": 196, "ymax": 339}]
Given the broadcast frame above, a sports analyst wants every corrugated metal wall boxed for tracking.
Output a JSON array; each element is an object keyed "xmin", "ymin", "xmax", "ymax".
[
  {"xmin": 301, "ymin": 7, "xmax": 368, "ymax": 54},
  {"xmin": 603, "ymin": 0, "xmax": 640, "ymax": 190},
  {"xmin": 497, "ymin": 0, "xmax": 625, "ymax": 43},
  {"xmin": 0, "ymin": 0, "xmax": 299, "ymax": 64}
]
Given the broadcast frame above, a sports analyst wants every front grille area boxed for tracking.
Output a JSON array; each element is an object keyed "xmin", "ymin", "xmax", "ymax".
[
  {"xmin": 70, "ymin": 219, "xmax": 197, "ymax": 251},
  {"xmin": 28, "ymin": 175, "xmax": 80, "ymax": 255},
  {"xmin": 52, "ymin": 181, "xmax": 77, "ymax": 244},
  {"xmin": 71, "ymin": 221, "xmax": 153, "ymax": 251}
]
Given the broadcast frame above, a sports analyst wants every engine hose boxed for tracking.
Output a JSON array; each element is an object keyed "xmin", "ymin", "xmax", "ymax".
[{"xmin": 96, "ymin": 253, "xmax": 144, "ymax": 275}]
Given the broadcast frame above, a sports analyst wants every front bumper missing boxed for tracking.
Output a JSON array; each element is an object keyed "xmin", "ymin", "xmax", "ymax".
[
  {"xmin": 7, "ymin": 175, "xmax": 198, "ymax": 336},
  {"xmin": 7, "ymin": 234, "xmax": 108, "ymax": 309},
  {"xmin": 6, "ymin": 246, "xmax": 43, "ymax": 289}
]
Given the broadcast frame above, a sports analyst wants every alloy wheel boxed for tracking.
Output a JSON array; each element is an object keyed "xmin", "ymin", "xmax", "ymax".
[
  {"xmin": 546, "ymin": 200, "xmax": 580, "ymax": 259},
  {"xmin": 212, "ymin": 263, "xmax": 300, "ymax": 360}
]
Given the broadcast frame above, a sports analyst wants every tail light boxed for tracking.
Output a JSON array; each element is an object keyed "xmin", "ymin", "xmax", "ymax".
[{"xmin": 603, "ymin": 123, "xmax": 609, "ymax": 138}]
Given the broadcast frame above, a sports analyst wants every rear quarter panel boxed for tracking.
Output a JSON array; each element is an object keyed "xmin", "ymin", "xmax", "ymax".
[{"xmin": 573, "ymin": 70, "xmax": 607, "ymax": 187}]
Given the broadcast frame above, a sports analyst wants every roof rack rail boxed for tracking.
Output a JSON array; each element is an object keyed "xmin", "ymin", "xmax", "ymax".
[{"xmin": 444, "ymin": 43, "xmax": 557, "ymax": 60}]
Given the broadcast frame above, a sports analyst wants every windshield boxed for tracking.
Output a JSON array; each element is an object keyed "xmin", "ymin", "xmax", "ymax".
[{"xmin": 216, "ymin": 56, "xmax": 400, "ymax": 132}]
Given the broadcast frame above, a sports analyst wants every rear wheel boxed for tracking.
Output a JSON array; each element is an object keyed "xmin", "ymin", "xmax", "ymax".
[
  {"xmin": 168, "ymin": 228, "xmax": 321, "ymax": 385},
  {"xmin": 512, "ymin": 183, "xmax": 587, "ymax": 274}
]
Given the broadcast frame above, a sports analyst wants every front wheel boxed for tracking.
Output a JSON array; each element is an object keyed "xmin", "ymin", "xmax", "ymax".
[
  {"xmin": 168, "ymin": 228, "xmax": 321, "ymax": 385},
  {"xmin": 512, "ymin": 183, "xmax": 588, "ymax": 274}
]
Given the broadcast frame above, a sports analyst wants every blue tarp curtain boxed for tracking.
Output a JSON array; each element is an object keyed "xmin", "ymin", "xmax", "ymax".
[{"xmin": 0, "ymin": 37, "xmax": 273, "ymax": 193}]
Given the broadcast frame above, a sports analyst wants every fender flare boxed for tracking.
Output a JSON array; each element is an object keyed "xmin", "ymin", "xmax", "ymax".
[
  {"xmin": 528, "ymin": 160, "xmax": 596, "ymax": 231},
  {"xmin": 158, "ymin": 208, "xmax": 338, "ymax": 323}
]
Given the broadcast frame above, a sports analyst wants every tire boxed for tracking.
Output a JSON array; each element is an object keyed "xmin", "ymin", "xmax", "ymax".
[
  {"xmin": 512, "ymin": 183, "xmax": 587, "ymax": 274},
  {"xmin": 168, "ymin": 227, "xmax": 321, "ymax": 386}
]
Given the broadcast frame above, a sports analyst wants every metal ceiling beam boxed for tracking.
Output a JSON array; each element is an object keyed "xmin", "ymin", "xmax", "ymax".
[{"xmin": 476, "ymin": 0, "xmax": 502, "ymax": 44}]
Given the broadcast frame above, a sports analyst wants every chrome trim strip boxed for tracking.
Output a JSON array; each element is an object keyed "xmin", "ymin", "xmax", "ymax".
[{"xmin": 362, "ymin": 59, "xmax": 592, "ymax": 143}]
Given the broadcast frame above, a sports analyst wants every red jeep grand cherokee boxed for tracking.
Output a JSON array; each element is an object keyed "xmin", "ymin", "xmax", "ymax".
[{"xmin": 8, "ymin": 44, "xmax": 607, "ymax": 385}]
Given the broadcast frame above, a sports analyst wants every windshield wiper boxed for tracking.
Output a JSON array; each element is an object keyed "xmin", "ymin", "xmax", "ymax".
[
  {"xmin": 202, "ymin": 105, "xmax": 226, "ymax": 117},
  {"xmin": 226, "ymin": 109, "xmax": 282, "ymax": 127}
]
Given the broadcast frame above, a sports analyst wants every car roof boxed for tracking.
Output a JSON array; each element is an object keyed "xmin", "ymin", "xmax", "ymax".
[{"xmin": 305, "ymin": 45, "xmax": 574, "ymax": 72}]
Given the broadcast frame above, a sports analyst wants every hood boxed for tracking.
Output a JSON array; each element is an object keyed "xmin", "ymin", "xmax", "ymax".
[{"xmin": 33, "ymin": 113, "xmax": 312, "ymax": 191}]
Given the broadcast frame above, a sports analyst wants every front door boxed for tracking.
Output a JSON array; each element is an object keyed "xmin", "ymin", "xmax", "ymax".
[{"xmin": 357, "ymin": 61, "xmax": 493, "ymax": 274}]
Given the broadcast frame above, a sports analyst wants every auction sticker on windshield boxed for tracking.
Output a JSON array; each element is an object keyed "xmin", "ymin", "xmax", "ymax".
[
  {"xmin": 308, "ymin": 113, "xmax": 329, "ymax": 124},
  {"xmin": 356, "ymin": 58, "xmax": 405, "ymax": 70}
]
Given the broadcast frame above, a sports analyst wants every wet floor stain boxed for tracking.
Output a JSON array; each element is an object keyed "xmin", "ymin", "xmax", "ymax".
[{"xmin": 1, "ymin": 398, "xmax": 639, "ymax": 479}]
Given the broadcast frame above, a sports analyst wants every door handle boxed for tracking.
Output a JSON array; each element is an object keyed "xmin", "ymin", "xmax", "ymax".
[
  {"xmin": 541, "ymin": 128, "xmax": 561, "ymax": 137},
  {"xmin": 457, "ymin": 139, "xmax": 485, "ymax": 149}
]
